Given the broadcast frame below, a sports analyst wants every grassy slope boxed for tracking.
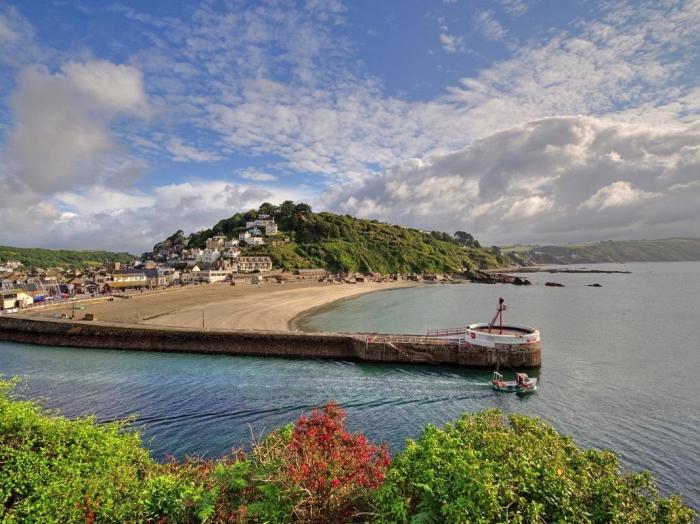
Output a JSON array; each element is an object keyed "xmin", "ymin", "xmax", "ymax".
[
  {"xmin": 177, "ymin": 207, "xmax": 508, "ymax": 274},
  {"xmin": 0, "ymin": 246, "xmax": 135, "ymax": 270}
]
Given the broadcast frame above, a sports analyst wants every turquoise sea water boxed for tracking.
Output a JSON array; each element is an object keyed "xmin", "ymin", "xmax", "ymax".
[{"xmin": 1, "ymin": 261, "xmax": 698, "ymax": 508}]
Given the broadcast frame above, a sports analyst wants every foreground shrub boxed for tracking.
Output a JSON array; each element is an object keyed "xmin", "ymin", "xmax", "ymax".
[
  {"xmin": 154, "ymin": 402, "xmax": 390, "ymax": 523},
  {"xmin": 0, "ymin": 380, "xmax": 694, "ymax": 523},
  {"xmin": 373, "ymin": 409, "xmax": 695, "ymax": 523},
  {"xmin": 0, "ymin": 378, "xmax": 158, "ymax": 522},
  {"xmin": 258, "ymin": 402, "xmax": 390, "ymax": 522}
]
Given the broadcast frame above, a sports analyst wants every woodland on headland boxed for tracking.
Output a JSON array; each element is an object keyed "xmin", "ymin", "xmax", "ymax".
[{"xmin": 150, "ymin": 201, "xmax": 511, "ymax": 274}]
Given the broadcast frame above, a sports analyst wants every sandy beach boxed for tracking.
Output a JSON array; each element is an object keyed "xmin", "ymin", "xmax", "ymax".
[{"xmin": 25, "ymin": 280, "xmax": 415, "ymax": 331}]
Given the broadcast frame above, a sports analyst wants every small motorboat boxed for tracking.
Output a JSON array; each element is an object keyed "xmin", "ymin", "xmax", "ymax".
[{"xmin": 492, "ymin": 371, "xmax": 537, "ymax": 394}]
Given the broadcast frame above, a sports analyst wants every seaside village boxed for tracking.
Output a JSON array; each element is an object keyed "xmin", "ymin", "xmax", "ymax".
[{"xmin": 0, "ymin": 214, "xmax": 422, "ymax": 313}]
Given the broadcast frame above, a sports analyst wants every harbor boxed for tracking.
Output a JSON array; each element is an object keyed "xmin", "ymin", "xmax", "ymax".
[
  {"xmin": 0, "ymin": 313, "xmax": 541, "ymax": 368},
  {"xmin": 0, "ymin": 282, "xmax": 541, "ymax": 368}
]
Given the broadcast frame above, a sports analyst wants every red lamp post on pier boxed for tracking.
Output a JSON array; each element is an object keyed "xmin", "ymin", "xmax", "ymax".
[{"xmin": 488, "ymin": 297, "xmax": 507, "ymax": 335}]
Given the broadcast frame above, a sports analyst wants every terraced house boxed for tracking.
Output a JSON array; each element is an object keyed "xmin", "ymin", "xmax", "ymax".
[{"xmin": 237, "ymin": 256, "xmax": 273, "ymax": 273}]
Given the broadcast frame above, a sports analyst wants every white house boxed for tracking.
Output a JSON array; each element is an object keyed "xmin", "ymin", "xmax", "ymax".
[
  {"xmin": 248, "ymin": 236, "xmax": 265, "ymax": 246},
  {"xmin": 0, "ymin": 289, "xmax": 33, "ymax": 310},
  {"xmin": 201, "ymin": 249, "xmax": 220, "ymax": 264},
  {"xmin": 239, "ymin": 231, "xmax": 252, "ymax": 242},
  {"xmin": 199, "ymin": 269, "xmax": 234, "ymax": 283}
]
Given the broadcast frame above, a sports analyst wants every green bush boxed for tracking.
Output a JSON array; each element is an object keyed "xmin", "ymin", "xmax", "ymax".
[
  {"xmin": 0, "ymin": 379, "xmax": 160, "ymax": 522},
  {"xmin": 373, "ymin": 409, "xmax": 695, "ymax": 523},
  {"xmin": 0, "ymin": 380, "xmax": 694, "ymax": 523}
]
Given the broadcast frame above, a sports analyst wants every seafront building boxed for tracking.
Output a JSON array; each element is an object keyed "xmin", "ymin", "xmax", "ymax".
[
  {"xmin": 237, "ymin": 256, "xmax": 273, "ymax": 272},
  {"xmin": 109, "ymin": 269, "xmax": 149, "ymax": 291},
  {"xmin": 0, "ymin": 289, "xmax": 34, "ymax": 310}
]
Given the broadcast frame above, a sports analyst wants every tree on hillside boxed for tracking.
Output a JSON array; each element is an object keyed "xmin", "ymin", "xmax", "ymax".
[
  {"xmin": 294, "ymin": 202, "xmax": 312, "ymax": 215},
  {"xmin": 454, "ymin": 231, "xmax": 480, "ymax": 248},
  {"xmin": 258, "ymin": 202, "xmax": 278, "ymax": 216}
]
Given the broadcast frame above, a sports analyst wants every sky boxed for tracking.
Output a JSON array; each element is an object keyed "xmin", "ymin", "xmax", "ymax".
[{"xmin": 0, "ymin": 0, "xmax": 699, "ymax": 253}]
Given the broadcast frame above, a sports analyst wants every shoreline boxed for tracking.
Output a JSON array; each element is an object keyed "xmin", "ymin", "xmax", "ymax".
[
  {"xmin": 288, "ymin": 284, "xmax": 428, "ymax": 332},
  {"xmin": 1, "ymin": 279, "xmax": 541, "ymax": 369},
  {"xmin": 21, "ymin": 280, "xmax": 421, "ymax": 332}
]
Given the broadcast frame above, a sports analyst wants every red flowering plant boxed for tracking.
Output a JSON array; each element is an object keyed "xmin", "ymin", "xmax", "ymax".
[{"xmin": 257, "ymin": 401, "xmax": 390, "ymax": 523}]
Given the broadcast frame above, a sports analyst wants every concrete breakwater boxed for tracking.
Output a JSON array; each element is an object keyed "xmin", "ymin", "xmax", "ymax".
[{"xmin": 0, "ymin": 317, "xmax": 541, "ymax": 368}]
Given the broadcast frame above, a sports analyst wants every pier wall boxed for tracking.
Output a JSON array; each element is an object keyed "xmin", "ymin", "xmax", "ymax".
[{"xmin": 0, "ymin": 317, "xmax": 541, "ymax": 368}]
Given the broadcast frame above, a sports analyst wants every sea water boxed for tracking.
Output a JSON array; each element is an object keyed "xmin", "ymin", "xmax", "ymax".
[{"xmin": 1, "ymin": 262, "xmax": 698, "ymax": 508}]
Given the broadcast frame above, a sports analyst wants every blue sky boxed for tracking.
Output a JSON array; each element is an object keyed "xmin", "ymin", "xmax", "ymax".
[{"xmin": 1, "ymin": 0, "xmax": 699, "ymax": 252}]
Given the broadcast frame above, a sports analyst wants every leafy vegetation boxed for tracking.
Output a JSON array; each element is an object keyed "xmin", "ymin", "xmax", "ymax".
[
  {"xmin": 503, "ymin": 238, "xmax": 700, "ymax": 265},
  {"xmin": 0, "ymin": 246, "xmax": 134, "ymax": 270},
  {"xmin": 1, "ymin": 380, "xmax": 693, "ymax": 523},
  {"xmin": 155, "ymin": 201, "xmax": 511, "ymax": 273},
  {"xmin": 374, "ymin": 410, "xmax": 694, "ymax": 523}
]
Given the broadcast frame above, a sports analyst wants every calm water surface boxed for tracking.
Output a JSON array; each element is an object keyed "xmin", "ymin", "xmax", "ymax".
[{"xmin": 1, "ymin": 262, "xmax": 698, "ymax": 508}]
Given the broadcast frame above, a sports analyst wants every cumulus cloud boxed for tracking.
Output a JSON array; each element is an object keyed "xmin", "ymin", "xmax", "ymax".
[
  {"xmin": 323, "ymin": 117, "xmax": 700, "ymax": 244},
  {"xmin": 0, "ymin": 58, "xmax": 157, "ymax": 251},
  {"xmin": 580, "ymin": 181, "xmax": 659, "ymax": 210},
  {"xmin": 4, "ymin": 61, "xmax": 148, "ymax": 193}
]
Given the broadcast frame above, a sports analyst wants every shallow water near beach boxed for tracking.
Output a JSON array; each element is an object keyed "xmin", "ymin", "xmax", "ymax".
[{"xmin": 1, "ymin": 261, "xmax": 699, "ymax": 508}]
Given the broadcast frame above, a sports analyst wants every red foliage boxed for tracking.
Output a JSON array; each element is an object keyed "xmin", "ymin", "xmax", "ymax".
[{"xmin": 283, "ymin": 401, "xmax": 390, "ymax": 522}]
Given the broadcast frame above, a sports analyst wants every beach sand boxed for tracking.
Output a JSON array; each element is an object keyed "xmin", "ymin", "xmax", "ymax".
[{"xmin": 26, "ymin": 280, "xmax": 415, "ymax": 331}]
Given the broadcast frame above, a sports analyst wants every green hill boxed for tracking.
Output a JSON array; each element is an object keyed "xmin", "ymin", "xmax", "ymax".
[
  {"xmin": 0, "ymin": 246, "xmax": 135, "ymax": 270},
  {"xmin": 154, "ymin": 201, "xmax": 510, "ymax": 273},
  {"xmin": 503, "ymin": 238, "xmax": 700, "ymax": 264}
]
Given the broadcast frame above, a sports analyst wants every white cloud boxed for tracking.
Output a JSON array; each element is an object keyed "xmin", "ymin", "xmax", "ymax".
[
  {"xmin": 580, "ymin": 181, "xmax": 659, "ymax": 210},
  {"xmin": 0, "ymin": 12, "xmax": 19, "ymax": 43},
  {"xmin": 237, "ymin": 169, "xmax": 278, "ymax": 182},
  {"xmin": 166, "ymin": 138, "xmax": 223, "ymax": 163},
  {"xmin": 0, "ymin": 6, "xmax": 44, "ymax": 67},
  {"xmin": 61, "ymin": 61, "xmax": 149, "ymax": 114},
  {"xmin": 323, "ymin": 117, "xmax": 700, "ymax": 244},
  {"xmin": 473, "ymin": 11, "xmax": 507, "ymax": 42},
  {"xmin": 55, "ymin": 186, "xmax": 156, "ymax": 214},
  {"xmin": 440, "ymin": 30, "xmax": 464, "ymax": 53},
  {"xmin": 504, "ymin": 195, "xmax": 554, "ymax": 219},
  {"xmin": 5, "ymin": 60, "xmax": 149, "ymax": 193},
  {"xmin": 497, "ymin": 0, "xmax": 529, "ymax": 16}
]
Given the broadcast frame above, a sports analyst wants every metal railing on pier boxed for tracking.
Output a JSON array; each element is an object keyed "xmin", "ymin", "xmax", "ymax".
[
  {"xmin": 425, "ymin": 326, "xmax": 471, "ymax": 337},
  {"xmin": 351, "ymin": 334, "xmax": 464, "ymax": 346}
]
